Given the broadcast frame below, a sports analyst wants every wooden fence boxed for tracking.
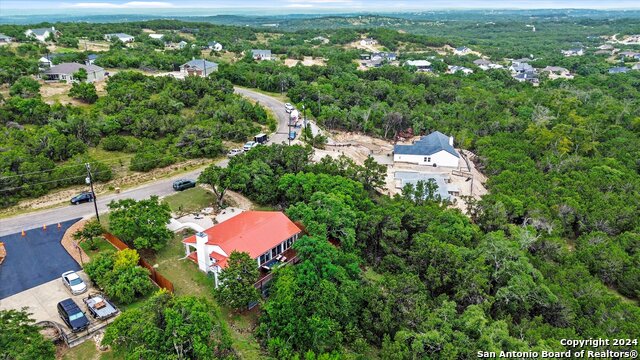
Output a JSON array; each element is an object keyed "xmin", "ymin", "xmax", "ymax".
[{"xmin": 102, "ymin": 232, "xmax": 174, "ymax": 293}]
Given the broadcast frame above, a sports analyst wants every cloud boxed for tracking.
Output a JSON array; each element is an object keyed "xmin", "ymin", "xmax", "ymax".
[
  {"xmin": 68, "ymin": 1, "xmax": 176, "ymax": 8},
  {"xmin": 286, "ymin": 3, "xmax": 314, "ymax": 7}
]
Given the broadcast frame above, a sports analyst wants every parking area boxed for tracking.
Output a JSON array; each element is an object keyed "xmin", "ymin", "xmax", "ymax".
[
  {"xmin": 0, "ymin": 218, "xmax": 82, "ymax": 299},
  {"xmin": 0, "ymin": 270, "xmax": 94, "ymax": 324}
]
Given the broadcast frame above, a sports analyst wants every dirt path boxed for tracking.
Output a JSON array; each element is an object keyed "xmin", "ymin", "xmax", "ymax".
[{"xmin": 223, "ymin": 190, "xmax": 254, "ymax": 210}]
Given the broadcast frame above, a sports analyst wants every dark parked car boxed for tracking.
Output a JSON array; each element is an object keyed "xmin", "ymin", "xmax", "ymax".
[
  {"xmin": 173, "ymin": 179, "xmax": 196, "ymax": 191},
  {"xmin": 254, "ymin": 133, "xmax": 268, "ymax": 144},
  {"xmin": 57, "ymin": 298, "xmax": 90, "ymax": 333},
  {"xmin": 70, "ymin": 192, "xmax": 94, "ymax": 205}
]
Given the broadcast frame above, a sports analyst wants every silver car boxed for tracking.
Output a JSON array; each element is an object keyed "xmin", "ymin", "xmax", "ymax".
[{"xmin": 62, "ymin": 271, "xmax": 87, "ymax": 295}]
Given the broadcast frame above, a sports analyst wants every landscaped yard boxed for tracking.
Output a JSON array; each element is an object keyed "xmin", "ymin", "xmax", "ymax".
[
  {"xmin": 65, "ymin": 227, "xmax": 264, "ymax": 359},
  {"xmin": 143, "ymin": 232, "xmax": 264, "ymax": 359},
  {"xmin": 162, "ymin": 186, "xmax": 215, "ymax": 215}
]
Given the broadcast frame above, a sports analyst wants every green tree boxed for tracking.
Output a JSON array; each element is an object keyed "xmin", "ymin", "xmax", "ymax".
[
  {"xmin": 73, "ymin": 68, "xmax": 88, "ymax": 82},
  {"xmin": 72, "ymin": 219, "xmax": 104, "ymax": 250},
  {"xmin": 103, "ymin": 291, "xmax": 234, "ymax": 359},
  {"xmin": 198, "ymin": 164, "xmax": 247, "ymax": 208},
  {"xmin": 68, "ymin": 82, "xmax": 98, "ymax": 103},
  {"xmin": 215, "ymin": 251, "xmax": 261, "ymax": 311},
  {"xmin": 84, "ymin": 249, "xmax": 154, "ymax": 304},
  {"xmin": 9, "ymin": 76, "xmax": 41, "ymax": 98},
  {"xmin": 108, "ymin": 196, "xmax": 172, "ymax": 251},
  {"xmin": 0, "ymin": 309, "xmax": 55, "ymax": 360}
]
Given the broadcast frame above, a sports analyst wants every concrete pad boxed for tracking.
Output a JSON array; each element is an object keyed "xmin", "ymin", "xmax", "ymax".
[
  {"xmin": 0, "ymin": 271, "xmax": 94, "ymax": 324},
  {"xmin": 215, "ymin": 207, "xmax": 244, "ymax": 223}
]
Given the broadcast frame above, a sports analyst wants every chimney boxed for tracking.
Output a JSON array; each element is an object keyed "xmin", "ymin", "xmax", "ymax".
[
  {"xmin": 449, "ymin": 136, "xmax": 454, "ymax": 146},
  {"xmin": 195, "ymin": 232, "xmax": 210, "ymax": 272}
]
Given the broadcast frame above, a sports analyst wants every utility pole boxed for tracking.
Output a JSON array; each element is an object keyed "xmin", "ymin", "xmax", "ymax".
[
  {"xmin": 85, "ymin": 163, "xmax": 100, "ymax": 222},
  {"xmin": 302, "ymin": 100, "xmax": 307, "ymax": 142},
  {"xmin": 203, "ymin": 59, "xmax": 207, "ymax": 77},
  {"xmin": 288, "ymin": 113, "xmax": 292, "ymax": 146}
]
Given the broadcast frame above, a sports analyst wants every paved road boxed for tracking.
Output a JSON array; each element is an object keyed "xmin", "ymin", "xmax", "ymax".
[
  {"xmin": 0, "ymin": 87, "xmax": 290, "ymax": 237},
  {"xmin": 234, "ymin": 87, "xmax": 291, "ymax": 145}
]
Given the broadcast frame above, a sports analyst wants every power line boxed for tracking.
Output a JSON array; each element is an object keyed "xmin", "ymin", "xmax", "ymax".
[
  {"xmin": 0, "ymin": 154, "xmax": 184, "ymax": 192},
  {"xmin": 0, "ymin": 153, "xmax": 136, "ymax": 180}
]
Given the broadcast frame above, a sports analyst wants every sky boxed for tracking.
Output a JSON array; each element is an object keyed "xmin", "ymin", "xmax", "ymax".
[{"xmin": 1, "ymin": 0, "xmax": 639, "ymax": 12}]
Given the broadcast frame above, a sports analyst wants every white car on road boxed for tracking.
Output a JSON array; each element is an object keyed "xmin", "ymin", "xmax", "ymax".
[
  {"xmin": 284, "ymin": 103, "xmax": 294, "ymax": 113},
  {"xmin": 243, "ymin": 141, "xmax": 258, "ymax": 151},
  {"xmin": 227, "ymin": 148, "xmax": 243, "ymax": 157},
  {"xmin": 61, "ymin": 271, "xmax": 87, "ymax": 295}
]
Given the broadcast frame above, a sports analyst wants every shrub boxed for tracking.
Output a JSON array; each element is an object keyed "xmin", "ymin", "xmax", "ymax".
[{"xmin": 102, "ymin": 135, "xmax": 128, "ymax": 152}]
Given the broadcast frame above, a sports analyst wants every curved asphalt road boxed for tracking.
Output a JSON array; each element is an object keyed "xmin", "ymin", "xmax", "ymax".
[{"xmin": 0, "ymin": 87, "xmax": 290, "ymax": 237}]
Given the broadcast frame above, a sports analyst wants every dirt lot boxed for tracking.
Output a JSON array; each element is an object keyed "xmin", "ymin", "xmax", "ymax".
[
  {"xmin": 284, "ymin": 57, "xmax": 326, "ymax": 67},
  {"xmin": 346, "ymin": 40, "xmax": 384, "ymax": 52}
]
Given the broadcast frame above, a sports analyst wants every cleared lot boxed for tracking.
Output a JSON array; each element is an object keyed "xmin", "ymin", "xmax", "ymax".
[{"xmin": 0, "ymin": 219, "xmax": 81, "ymax": 299}]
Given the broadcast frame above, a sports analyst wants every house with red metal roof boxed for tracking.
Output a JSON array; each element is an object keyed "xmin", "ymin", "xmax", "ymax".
[{"xmin": 182, "ymin": 211, "xmax": 301, "ymax": 287}]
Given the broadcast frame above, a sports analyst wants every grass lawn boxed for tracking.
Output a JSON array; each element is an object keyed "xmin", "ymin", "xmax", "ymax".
[
  {"xmin": 163, "ymin": 186, "xmax": 216, "ymax": 215},
  {"xmin": 79, "ymin": 236, "xmax": 116, "ymax": 260},
  {"xmin": 61, "ymin": 339, "xmax": 122, "ymax": 360}
]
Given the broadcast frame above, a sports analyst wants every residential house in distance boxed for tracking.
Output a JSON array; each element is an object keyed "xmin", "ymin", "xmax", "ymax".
[
  {"xmin": 394, "ymin": 172, "xmax": 460, "ymax": 201},
  {"xmin": 104, "ymin": 33, "xmax": 135, "ymax": 43},
  {"xmin": 177, "ymin": 41, "xmax": 188, "ymax": 49},
  {"xmin": 25, "ymin": 27, "xmax": 57, "ymax": 42},
  {"xmin": 608, "ymin": 66, "xmax": 629, "ymax": 74},
  {"xmin": 514, "ymin": 71, "xmax": 539, "ymax": 85},
  {"xmin": 180, "ymin": 59, "xmax": 218, "ymax": 77},
  {"xmin": 41, "ymin": 63, "xmax": 105, "ymax": 83},
  {"xmin": 182, "ymin": 211, "xmax": 302, "ymax": 287},
  {"xmin": 149, "ymin": 33, "xmax": 164, "ymax": 40},
  {"xmin": 360, "ymin": 38, "xmax": 377, "ymax": 46},
  {"xmin": 448, "ymin": 65, "xmax": 474, "ymax": 75},
  {"xmin": 207, "ymin": 41, "xmax": 223, "ymax": 51},
  {"xmin": 509, "ymin": 58, "xmax": 534, "ymax": 74},
  {"xmin": 618, "ymin": 51, "xmax": 639, "ymax": 59},
  {"xmin": 393, "ymin": 131, "xmax": 460, "ymax": 168},
  {"xmin": 405, "ymin": 60, "xmax": 432, "ymax": 72},
  {"xmin": 561, "ymin": 48, "xmax": 584, "ymax": 57},
  {"xmin": 38, "ymin": 56, "xmax": 53, "ymax": 68},
  {"xmin": 0, "ymin": 33, "xmax": 13, "ymax": 44},
  {"xmin": 453, "ymin": 46, "xmax": 472, "ymax": 55},
  {"xmin": 597, "ymin": 44, "xmax": 614, "ymax": 50},
  {"xmin": 541, "ymin": 66, "xmax": 574, "ymax": 80},
  {"xmin": 86, "ymin": 54, "xmax": 99, "ymax": 65},
  {"xmin": 251, "ymin": 49, "xmax": 272, "ymax": 61},
  {"xmin": 473, "ymin": 58, "xmax": 503, "ymax": 70},
  {"xmin": 633, "ymin": 63, "xmax": 640, "ymax": 71},
  {"xmin": 372, "ymin": 52, "xmax": 397, "ymax": 61}
]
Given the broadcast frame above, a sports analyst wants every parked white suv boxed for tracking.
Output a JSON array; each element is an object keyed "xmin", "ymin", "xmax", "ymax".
[{"xmin": 243, "ymin": 141, "xmax": 257, "ymax": 151}]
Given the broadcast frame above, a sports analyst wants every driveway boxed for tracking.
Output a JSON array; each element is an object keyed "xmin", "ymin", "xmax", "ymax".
[
  {"xmin": 234, "ymin": 87, "xmax": 291, "ymax": 145},
  {"xmin": 0, "ymin": 219, "xmax": 81, "ymax": 299}
]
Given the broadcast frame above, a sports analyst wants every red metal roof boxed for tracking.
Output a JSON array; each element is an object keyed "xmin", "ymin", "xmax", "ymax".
[{"xmin": 183, "ymin": 211, "xmax": 301, "ymax": 266}]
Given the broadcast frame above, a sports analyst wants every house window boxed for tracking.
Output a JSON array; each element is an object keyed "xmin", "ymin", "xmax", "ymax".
[
  {"xmin": 283, "ymin": 240, "xmax": 289, "ymax": 251},
  {"xmin": 276, "ymin": 244, "xmax": 282, "ymax": 254},
  {"xmin": 260, "ymin": 251, "xmax": 271, "ymax": 265},
  {"xmin": 271, "ymin": 247, "xmax": 278, "ymax": 257},
  {"xmin": 424, "ymin": 157, "xmax": 431, "ymax": 162}
]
